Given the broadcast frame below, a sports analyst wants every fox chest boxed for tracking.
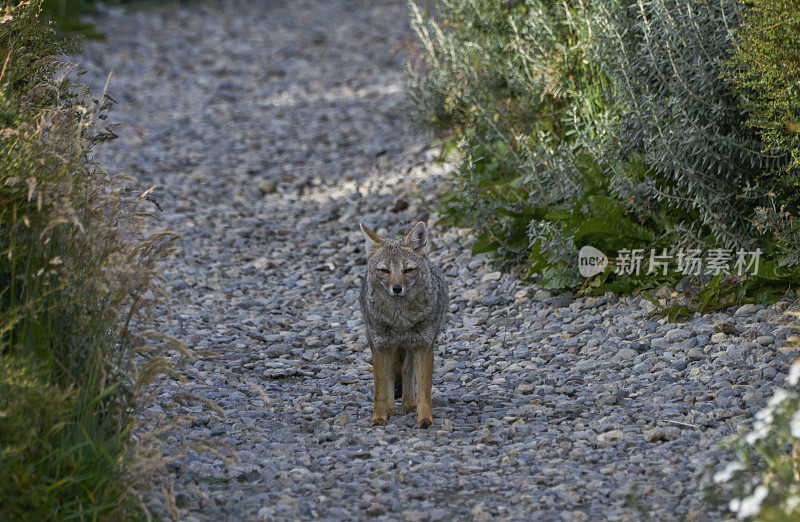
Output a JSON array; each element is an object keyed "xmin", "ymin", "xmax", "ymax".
[{"xmin": 366, "ymin": 303, "xmax": 438, "ymax": 349}]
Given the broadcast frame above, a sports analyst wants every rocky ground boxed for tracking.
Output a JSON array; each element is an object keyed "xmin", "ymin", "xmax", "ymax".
[{"xmin": 79, "ymin": 1, "xmax": 800, "ymax": 520}]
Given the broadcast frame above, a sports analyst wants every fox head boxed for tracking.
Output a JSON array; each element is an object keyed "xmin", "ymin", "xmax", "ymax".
[{"xmin": 360, "ymin": 221, "xmax": 430, "ymax": 298}]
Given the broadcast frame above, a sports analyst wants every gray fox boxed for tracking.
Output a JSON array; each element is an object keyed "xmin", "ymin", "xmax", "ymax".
[{"xmin": 359, "ymin": 222, "xmax": 448, "ymax": 428}]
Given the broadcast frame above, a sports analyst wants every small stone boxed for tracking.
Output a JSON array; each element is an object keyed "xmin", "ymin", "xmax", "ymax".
[
  {"xmin": 366, "ymin": 503, "xmax": 387, "ymax": 517},
  {"xmin": 664, "ymin": 328, "xmax": 689, "ymax": 343},
  {"xmin": 780, "ymin": 341, "xmax": 800, "ymax": 354},
  {"xmin": 713, "ymin": 321, "xmax": 737, "ymax": 335},
  {"xmin": 653, "ymin": 284, "xmax": 675, "ymax": 299},
  {"xmin": 597, "ymin": 429, "xmax": 625, "ymax": 447},
  {"xmin": 672, "ymin": 359, "xmax": 688, "ymax": 371},
  {"xmin": 515, "ymin": 384, "xmax": 535, "ymax": 395},
  {"xmin": 258, "ymin": 180, "xmax": 276, "ymax": 194},
  {"xmin": 616, "ymin": 348, "xmax": 638, "ymax": 360},
  {"xmin": 481, "ymin": 271, "xmax": 502, "ymax": 282},
  {"xmin": 597, "ymin": 393, "xmax": 617, "ymax": 407},
  {"xmin": 756, "ymin": 335, "xmax": 775, "ymax": 346},
  {"xmin": 743, "ymin": 389, "xmax": 763, "ymax": 406},
  {"xmin": 688, "ymin": 348, "xmax": 704, "ymax": 360},
  {"xmin": 644, "ymin": 427, "xmax": 680, "ymax": 443},
  {"xmin": 430, "ymin": 508, "xmax": 449, "ymax": 522},
  {"xmin": 644, "ymin": 429, "xmax": 663, "ymax": 443},
  {"xmin": 404, "ymin": 510, "xmax": 427, "ymax": 522},
  {"xmin": 175, "ymin": 491, "xmax": 191, "ymax": 508},
  {"xmin": 711, "ymin": 332, "xmax": 727, "ymax": 344},
  {"xmin": 391, "ymin": 198, "xmax": 409, "ymax": 213},
  {"xmin": 332, "ymin": 412, "xmax": 349, "ymax": 426},
  {"xmin": 514, "ymin": 288, "xmax": 531, "ymax": 300}
]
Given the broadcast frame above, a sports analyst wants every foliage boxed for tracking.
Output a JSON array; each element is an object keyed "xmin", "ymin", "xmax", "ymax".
[
  {"xmin": 407, "ymin": 0, "xmax": 639, "ymax": 291},
  {"xmin": 407, "ymin": 0, "xmax": 800, "ymax": 301},
  {"xmin": 0, "ymin": 1, "xmax": 177, "ymax": 518},
  {"xmin": 39, "ymin": 0, "xmax": 184, "ymax": 36},
  {"xmin": 705, "ymin": 347, "xmax": 800, "ymax": 521},
  {"xmin": 726, "ymin": 0, "xmax": 800, "ymax": 174},
  {"xmin": 40, "ymin": 0, "xmax": 102, "ymax": 35},
  {"xmin": 725, "ymin": 0, "xmax": 800, "ymax": 266},
  {"xmin": 594, "ymin": 0, "xmax": 794, "ymax": 250}
]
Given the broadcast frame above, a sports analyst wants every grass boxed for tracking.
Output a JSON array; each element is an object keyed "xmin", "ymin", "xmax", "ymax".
[{"xmin": 0, "ymin": 0, "xmax": 185, "ymax": 518}]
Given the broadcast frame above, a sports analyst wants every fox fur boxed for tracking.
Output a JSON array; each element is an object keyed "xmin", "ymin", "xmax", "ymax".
[{"xmin": 359, "ymin": 221, "xmax": 448, "ymax": 428}]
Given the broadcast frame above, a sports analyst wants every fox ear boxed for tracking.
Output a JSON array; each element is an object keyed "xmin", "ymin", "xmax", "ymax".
[
  {"xmin": 404, "ymin": 221, "xmax": 427, "ymax": 253},
  {"xmin": 360, "ymin": 223, "xmax": 384, "ymax": 256}
]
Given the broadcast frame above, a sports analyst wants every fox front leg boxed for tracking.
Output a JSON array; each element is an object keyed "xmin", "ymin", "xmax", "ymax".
[
  {"xmin": 413, "ymin": 346, "xmax": 434, "ymax": 429},
  {"xmin": 370, "ymin": 347, "xmax": 394, "ymax": 426}
]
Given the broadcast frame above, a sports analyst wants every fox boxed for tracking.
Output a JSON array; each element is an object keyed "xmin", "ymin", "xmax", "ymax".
[{"xmin": 359, "ymin": 221, "xmax": 449, "ymax": 428}]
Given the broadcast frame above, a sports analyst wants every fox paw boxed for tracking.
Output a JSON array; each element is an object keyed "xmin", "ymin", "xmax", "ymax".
[
  {"xmin": 371, "ymin": 416, "xmax": 388, "ymax": 427},
  {"xmin": 415, "ymin": 417, "xmax": 432, "ymax": 429},
  {"xmin": 402, "ymin": 402, "xmax": 417, "ymax": 414}
]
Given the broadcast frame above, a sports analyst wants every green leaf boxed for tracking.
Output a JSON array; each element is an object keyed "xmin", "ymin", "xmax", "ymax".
[{"xmin": 472, "ymin": 231, "xmax": 501, "ymax": 255}]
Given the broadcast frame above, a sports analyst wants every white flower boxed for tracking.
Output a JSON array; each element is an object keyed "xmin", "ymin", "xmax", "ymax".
[
  {"xmin": 714, "ymin": 462, "xmax": 745, "ymax": 484},
  {"xmin": 735, "ymin": 485, "xmax": 768, "ymax": 519},
  {"xmin": 786, "ymin": 495, "xmax": 800, "ymax": 513},
  {"xmin": 746, "ymin": 419, "xmax": 771, "ymax": 445},
  {"xmin": 789, "ymin": 361, "xmax": 800, "ymax": 386},
  {"xmin": 755, "ymin": 407, "xmax": 774, "ymax": 423},
  {"xmin": 768, "ymin": 388, "xmax": 791, "ymax": 408}
]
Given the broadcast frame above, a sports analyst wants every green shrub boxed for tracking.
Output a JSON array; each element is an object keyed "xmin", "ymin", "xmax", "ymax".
[
  {"xmin": 0, "ymin": 1, "xmax": 176, "ymax": 517},
  {"xmin": 40, "ymin": 0, "xmax": 101, "ymax": 35},
  {"xmin": 726, "ymin": 0, "xmax": 800, "ymax": 173},
  {"xmin": 725, "ymin": 0, "xmax": 800, "ymax": 263},
  {"xmin": 405, "ymin": 0, "xmax": 657, "ymax": 290},
  {"xmin": 594, "ymin": 0, "xmax": 794, "ymax": 250},
  {"xmin": 406, "ymin": 0, "xmax": 800, "ymax": 299}
]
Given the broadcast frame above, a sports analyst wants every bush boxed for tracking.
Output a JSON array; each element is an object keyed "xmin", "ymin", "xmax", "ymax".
[
  {"xmin": 406, "ymin": 0, "xmax": 800, "ymax": 299},
  {"xmin": 725, "ymin": 0, "xmax": 800, "ymax": 263},
  {"xmin": 405, "ymin": 0, "xmax": 662, "ymax": 291},
  {"xmin": 0, "ymin": 1, "xmax": 176, "ymax": 517},
  {"xmin": 726, "ymin": 0, "xmax": 800, "ymax": 174},
  {"xmin": 595, "ymin": 0, "xmax": 795, "ymax": 250}
]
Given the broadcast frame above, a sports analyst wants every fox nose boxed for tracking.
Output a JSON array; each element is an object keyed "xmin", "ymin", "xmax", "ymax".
[{"xmin": 391, "ymin": 285, "xmax": 403, "ymax": 295}]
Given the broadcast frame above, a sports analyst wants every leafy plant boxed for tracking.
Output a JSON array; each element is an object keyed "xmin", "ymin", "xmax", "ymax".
[
  {"xmin": 407, "ymin": 0, "xmax": 632, "ymax": 291},
  {"xmin": 726, "ymin": 0, "xmax": 800, "ymax": 175},
  {"xmin": 724, "ymin": 0, "xmax": 800, "ymax": 267},
  {"xmin": 594, "ymin": 0, "xmax": 794, "ymax": 250},
  {"xmin": 408, "ymin": 0, "xmax": 800, "ymax": 303}
]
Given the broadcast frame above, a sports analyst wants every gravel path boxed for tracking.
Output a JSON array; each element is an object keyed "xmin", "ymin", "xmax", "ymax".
[{"xmin": 80, "ymin": 1, "xmax": 800, "ymax": 520}]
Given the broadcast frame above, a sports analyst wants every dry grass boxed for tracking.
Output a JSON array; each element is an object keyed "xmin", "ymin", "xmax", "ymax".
[{"xmin": 0, "ymin": 1, "xmax": 216, "ymax": 518}]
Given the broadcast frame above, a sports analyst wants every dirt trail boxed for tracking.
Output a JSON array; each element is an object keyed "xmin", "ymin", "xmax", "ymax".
[{"xmin": 80, "ymin": 1, "xmax": 796, "ymax": 519}]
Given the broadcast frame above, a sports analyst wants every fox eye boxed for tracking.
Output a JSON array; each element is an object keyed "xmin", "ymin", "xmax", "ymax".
[
  {"xmin": 403, "ymin": 267, "xmax": 415, "ymax": 273},
  {"xmin": 377, "ymin": 268, "xmax": 390, "ymax": 274}
]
